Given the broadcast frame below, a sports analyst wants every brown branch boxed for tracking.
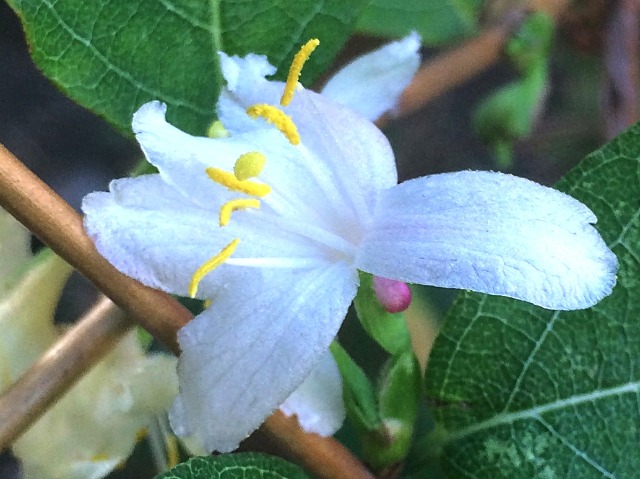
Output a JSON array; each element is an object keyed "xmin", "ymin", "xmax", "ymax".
[
  {"xmin": 0, "ymin": 296, "xmax": 130, "ymax": 448},
  {"xmin": 0, "ymin": 144, "xmax": 190, "ymax": 353},
  {"xmin": 0, "ymin": 144, "xmax": 375, "ymax": 479}
]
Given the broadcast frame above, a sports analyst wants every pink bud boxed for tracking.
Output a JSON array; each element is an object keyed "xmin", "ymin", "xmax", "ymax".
[{"xmin": 372, "ymin": 276, "xmax": 412, "ymax": 313}]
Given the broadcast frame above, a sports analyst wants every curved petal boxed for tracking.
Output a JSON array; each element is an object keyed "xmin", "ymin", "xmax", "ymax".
[
  {"xmin": 356, "ymin": 171, "xmax": 618, "ymax": 310},
  {"xmin": 216, "ymin": 54, "xmax": 398, "ymax": 222},
  {"xmin": 279, "ymin": 350, "xmax": 345, "ymax": 436},
  {"xmin": 322, "ymin": 32, "xmax": 421, "ymax": 121},
  {"xmin": 82, "ymin": 175, "xmax": 333, "ymax": 299},
  {"xmin": 132, "ymin": 101, "xmax": 356, "ymax": 231},
  {"xmin": 169, "ymin": 262, "xmax": 358, "ymax": 452},
  {"xmin": 218, "ymin": 53, "xmax": 282, "ymax": 135},
  {"xmin": 133, "ymin": 101, "xmax": 283, "ymax": 209}
]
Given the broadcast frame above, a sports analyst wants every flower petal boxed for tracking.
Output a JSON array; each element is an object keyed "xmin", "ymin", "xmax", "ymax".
[
  {"xmin": 169, "ymin": 262, "xmax": 358, "ymax": 452},
  {"xmin": 357, "ymin": 171, "xmax": 617, "ymax": 310},
  {"xmin": 132, "ymin": 101, "xmax": 356, "ymax": 231},
  {"xmin": 279, "ymin": 350, "xmax": 345, "ymax": 437},
  {"xmin": 321, "ymin": 32, "xmax": 421, "ymax": 121},
  {"xmin": 83, "ymin": 173, "xmax": 341, "ymax": 299}
]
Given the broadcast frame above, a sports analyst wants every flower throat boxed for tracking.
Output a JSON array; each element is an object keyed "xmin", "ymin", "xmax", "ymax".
[{"xmin": 188, "ymin": 39, "xmax": 320, "ymax": 298}]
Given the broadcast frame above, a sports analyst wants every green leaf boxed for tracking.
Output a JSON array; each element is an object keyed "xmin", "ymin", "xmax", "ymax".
[
  {"xmin": 154, "ymin": 453, "xmax": 310, "ymax": 479},
  {"xmin": 330, "ymin": 341, "xmax": 382, "ymax": 434},
  {"xmin": 6, "ymin": 0, "xmax": 221, "ymax": 135},
  {"xmin": 220, "ymin": 0, "xmax": 368, "ymax": 85},
  {"xmin": 7, "ymin": 1, "xmax": 367, "ymax": 135},
  {"xmin": 424, "ymin": 125, "xmax": 640, "ymax": 476},
  {"xmin": 356, "ymin": 0, "xmax": 480, "ymax": 46},
  {"xmin": 354, "ymin": 272, "xmax": 411, "ymax": 355}
]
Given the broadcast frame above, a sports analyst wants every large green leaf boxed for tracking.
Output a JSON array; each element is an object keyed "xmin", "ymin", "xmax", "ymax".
[
  {"xmin": 7, "ymin": 0, "xmax": 366, "ymax": 135},
  {"xmin": 154, "ymin": 453, "xmax": 310, "ymax": 479},
  {"xmin": 424, "ymin": 124, "xmax": 640, "ymax": 476},
  {"xmin": 7, "ymin": 0, "xmax": 221, "ymax": 135},
  {"xmin": 356, "ymin": 0, "xmax": 480, "ymax": 46}
]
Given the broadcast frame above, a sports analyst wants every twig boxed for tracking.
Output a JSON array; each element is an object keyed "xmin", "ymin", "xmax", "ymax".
[
  {"xmin": 0, "ymin": 144, "xmax": 190, "ymax": 353},
  {"xmin": 252, "ymin": 412, "xmax": 377, "ymax": 479},
  {"xmin": 0, "ymin": 296, "xmax": 129, "ymax": 448},
  {"xmin": 0, "ymin": 144, "xmax": 375, "ymax": 479},
  {"xmin": 380, "ymin": 0, "xmax": 571, "ymax": 126}
]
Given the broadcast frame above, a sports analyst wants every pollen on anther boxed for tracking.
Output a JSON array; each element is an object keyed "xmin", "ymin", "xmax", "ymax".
[
  {"xmin": 246, "ymin": 104, "xmax": 300, "ymax": 145},
  {"xmin": 234, "ymin": 152, "xmax": 266, "ymax": 181},
  {"xmin": 189, "ymin": 238, "xmax": 240, "ymax": 298},
  {"xmin": 281, "ymin": 39, "xmax": 320, "ymax": 107}
]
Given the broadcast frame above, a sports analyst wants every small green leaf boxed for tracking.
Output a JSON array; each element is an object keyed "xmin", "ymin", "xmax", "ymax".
[
  {"xmin": 330, "ymin": 341, "xmax": 382, "ymax": 434},
  {"xmin": 354, "ymin": 272, "xmax": 411, "ymax": 355},
  {"xmin": 425, "ymin": 124, "xmax": 640, "ymax": 477},
  {"xmin": 473, "ymin": 63, "xmax": 548, "ymax": 169},
  {"xmin": 154, "ymin": 453, "xmax": 310, "ymax": 479},
  {"xmin": 505, "ymin": 12, "xmax": 554, "ymax": 75},
  {"xmin": 356, "ymin": 0, "xmax": 480, "ymax": 46}
]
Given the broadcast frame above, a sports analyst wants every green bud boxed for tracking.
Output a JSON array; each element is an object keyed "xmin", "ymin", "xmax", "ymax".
[
  {"xmin": 354, "ymin": 272, "xmax": 412, "ymax": 355},
  {"xmin": 363, "ymin": 349, "xmax": 422, "ymax": 471}
]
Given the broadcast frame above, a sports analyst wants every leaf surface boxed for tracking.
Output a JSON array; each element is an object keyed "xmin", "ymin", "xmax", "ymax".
[
  {"xmin": 154, "ymin": 453, "xmax": 310, "ymax": 479},
  {"xmin": 7, "ymin": 0, "xmax": 366, "ymax": 134},
  {"xmin": 425, "ymin": 124, "xmax": 640, "ymax": 477}
]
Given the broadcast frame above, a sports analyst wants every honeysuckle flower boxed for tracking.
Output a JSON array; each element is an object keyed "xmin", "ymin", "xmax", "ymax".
[
  {"xmin": 82, "ymin": 35, "xmax": 616, "ymax": 453},
  {"xmin": 14, "ymin": 332, "xmax": 178, "ymax": 479},
  {"xmin": 0, "ymin": 209, "xmax": 178, "ymax": 479}
]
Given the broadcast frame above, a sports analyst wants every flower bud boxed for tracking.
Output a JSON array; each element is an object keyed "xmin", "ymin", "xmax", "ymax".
[{"xmin": 373, "ymin": 276, "xmax": 412, "ymax": 313}]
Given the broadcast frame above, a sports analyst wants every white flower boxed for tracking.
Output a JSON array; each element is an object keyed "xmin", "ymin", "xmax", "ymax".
[{"xmin": 82, "ymin": 36, "xmax": 617, "ymax": 453}]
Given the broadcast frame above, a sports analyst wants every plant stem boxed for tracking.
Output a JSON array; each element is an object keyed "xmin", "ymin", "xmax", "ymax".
[
  {"xmin": 0, "ymin": 296, "xmax": 129, "ymax": 449},
  {"xmin": 0, "ymin": 144, "xmax": 190, "ymax": 353}
]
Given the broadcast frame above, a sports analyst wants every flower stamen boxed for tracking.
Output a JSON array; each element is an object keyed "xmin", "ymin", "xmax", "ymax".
[
  {"xmin": 219, "ymin": 198, "xmax": 260, "ymax": 226},
  {"xmin": 281, "ymin": 38, "xmax": 320, "ymax": 107},
  {"xmin": 233, "ymin": 151, "xmax": 267, "ymax": 180},
  {"xmin": 246, "ymin": 104, "xmax": 300, "ymax": 145},
  {"xmin": 189, "ymin": 238, "xmax": 240, "ymax": 297},
  {"xmin": 206, "ymin": 167, "xmax": 272, "ymax": 197}
]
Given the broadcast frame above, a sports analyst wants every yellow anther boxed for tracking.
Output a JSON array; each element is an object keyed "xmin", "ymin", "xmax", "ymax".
[
  {"xmin": 281, "ymin": 39, "xmax": 320, "ymax": 106},
  {"xmin": 234, "ymin": 152, "xmax": 266, "ymax": 181},
  {"xmin": 246, "ymin": 104, "xmax": 300, "ymax": 145},
  {"xmin": 206, "ymin": 120, "xmax": 230, "ymax": 138},
  {"xmin": 189, "ymin": 238, "xmax": 240, "ymax": 298},
  {"xmin": 219, "ymin": 198, "xmax": 260, "ymax": 226},
  {"xmin": 206, "ymin": 167, "xmax": 272, "ymax": 197}
]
